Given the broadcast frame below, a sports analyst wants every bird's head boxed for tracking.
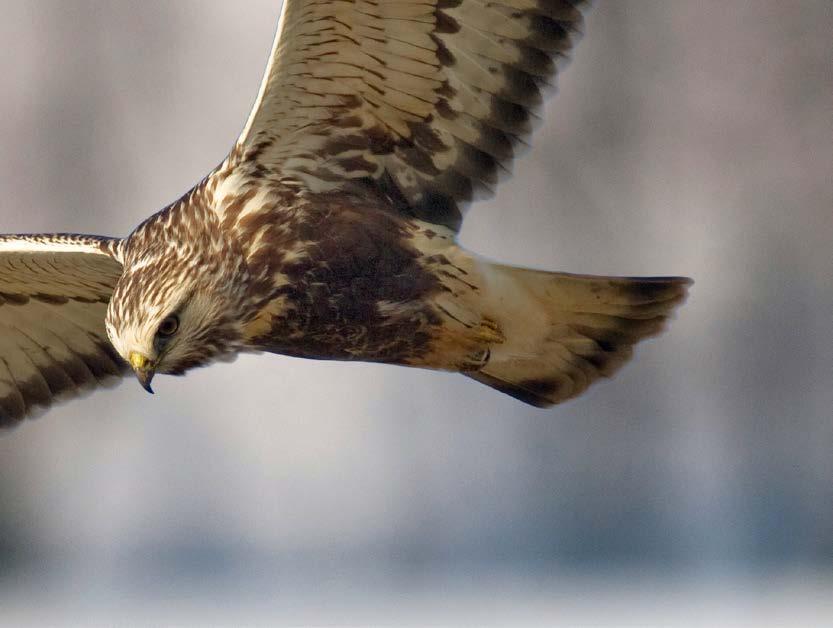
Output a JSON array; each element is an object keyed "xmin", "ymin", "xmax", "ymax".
[{"xmin": 105, "ymin": 213, "xmax": 252, "ymax": 392}]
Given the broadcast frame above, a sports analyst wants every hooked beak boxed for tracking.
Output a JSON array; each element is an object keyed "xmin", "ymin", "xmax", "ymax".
[{"xmin": 129, "ymin": 351, "xmax": 155, "ymax": 394}]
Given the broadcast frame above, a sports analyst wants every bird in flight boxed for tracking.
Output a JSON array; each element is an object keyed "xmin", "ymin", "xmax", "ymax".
[{"xmin": 0, "ymin": 1, "xmax": 690, "ymax": 427}]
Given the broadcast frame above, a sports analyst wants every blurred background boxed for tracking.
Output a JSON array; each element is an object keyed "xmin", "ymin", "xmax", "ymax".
[{"xmin": 0, "ymin": 1, "xmax": 830, "ymax": 625}]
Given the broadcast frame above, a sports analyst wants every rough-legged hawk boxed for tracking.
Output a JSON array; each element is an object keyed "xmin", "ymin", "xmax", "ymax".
[{"xmin": 0, "ymin": 1, "xmax": 690, "ymax": 426}]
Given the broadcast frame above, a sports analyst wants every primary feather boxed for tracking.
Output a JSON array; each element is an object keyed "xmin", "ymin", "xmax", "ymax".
[{"xmin": 0, "ymin": 235, "xmax": 124, "ymax": 426}]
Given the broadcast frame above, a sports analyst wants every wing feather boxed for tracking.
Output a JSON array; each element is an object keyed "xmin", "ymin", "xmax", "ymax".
[
  {"xmin": 0, "ymin": 234, "xmax": 126, "ymax": 427},
  {"xmin": 225, "ymin": 0, "xmax": 586, "ymax": 230}
]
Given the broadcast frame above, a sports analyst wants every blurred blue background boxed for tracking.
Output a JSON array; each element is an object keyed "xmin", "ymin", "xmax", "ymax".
[{"xmin": 0, "ymin": 1, "xmax": 830, "ymax": 625}]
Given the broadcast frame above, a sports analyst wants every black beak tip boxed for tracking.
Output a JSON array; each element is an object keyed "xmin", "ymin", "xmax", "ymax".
[{"xmin": 135, "ymin": 371, "xmax": 155, "ymax": 394}]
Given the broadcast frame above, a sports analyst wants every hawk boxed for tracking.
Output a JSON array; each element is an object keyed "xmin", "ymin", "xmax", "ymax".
[{"xmin": 0, "ymin": 1, "xmax": 690, "ymax": 427}]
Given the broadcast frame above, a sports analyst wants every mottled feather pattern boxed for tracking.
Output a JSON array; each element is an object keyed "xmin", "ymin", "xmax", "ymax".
[
  {"xmin": 234, "ymin": 0, "xmax": 586, "ymax": 229},
  {"xmin": 217, "ymin": 181, "xmax": 452, "ymax": 364},
  {"xmin": 106, "ymin": 183, "xmax": 256, "ymax": 374}
]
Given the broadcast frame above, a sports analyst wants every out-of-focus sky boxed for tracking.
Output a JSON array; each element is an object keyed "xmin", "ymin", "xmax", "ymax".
[{"xmin": 0, "ymin": 1, "xmax": 831, "ymax": 625}]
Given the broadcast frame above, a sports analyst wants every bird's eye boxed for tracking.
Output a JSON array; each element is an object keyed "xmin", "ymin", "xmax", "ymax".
[{"xmin": 157, "ymin": 315, "xmax": 179, "ymax": 337}]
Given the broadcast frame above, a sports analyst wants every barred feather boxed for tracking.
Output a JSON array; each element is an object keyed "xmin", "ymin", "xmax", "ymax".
[
  {"xmin": 0, "ymin": 235, "xmax": 126, "ymax": 426},
  {"xmin": 228, "ymin": 0, "xmax": 587, "ymax": 230}
]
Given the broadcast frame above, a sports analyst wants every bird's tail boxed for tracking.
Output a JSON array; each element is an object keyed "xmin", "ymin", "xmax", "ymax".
[{"xmin": 468, "ymin": 262, "xmax": 691, "ymax": 406}]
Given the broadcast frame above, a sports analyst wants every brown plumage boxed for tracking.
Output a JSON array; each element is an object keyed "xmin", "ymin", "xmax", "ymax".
[{"xmin": 0, "ymin": 1, "xmax": 690, "ymax": 427}]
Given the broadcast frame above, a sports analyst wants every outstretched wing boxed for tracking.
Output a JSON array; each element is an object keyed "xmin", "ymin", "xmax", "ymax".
[
  {"xmin": 229, "ymin": 0, "xmax": 586, "ymax": 230},
  {"xmin": 0, "ymin": 234, "xmax": 126, "ymax": 427}
]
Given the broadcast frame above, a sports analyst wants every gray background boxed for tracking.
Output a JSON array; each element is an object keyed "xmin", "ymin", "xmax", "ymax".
[{"xmin": 0, "ymin": 1, "xmax": 831, "ymax": 625}]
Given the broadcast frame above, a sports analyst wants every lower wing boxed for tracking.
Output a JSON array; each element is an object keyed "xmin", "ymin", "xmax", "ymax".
[{"xmin": 0, "ymin": 234, "xmax": 126, "ymax": 427}]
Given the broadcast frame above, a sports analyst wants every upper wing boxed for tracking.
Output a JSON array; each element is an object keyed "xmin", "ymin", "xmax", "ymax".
[
  {"xmin": 0, "ymin": 234, "xmax": 126, "ymax": 428},
  {"xmin": 228, "ymin": 0, "xmax": 586, "ymax": 230}
]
